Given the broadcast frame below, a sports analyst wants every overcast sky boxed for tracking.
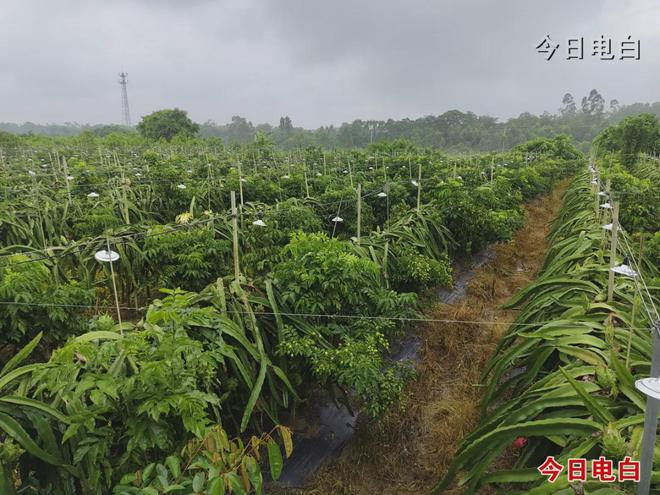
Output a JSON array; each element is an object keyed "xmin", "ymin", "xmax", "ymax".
[{"xmin": 1, "ymin": 0, "xmax": 659, "ymax": 128}]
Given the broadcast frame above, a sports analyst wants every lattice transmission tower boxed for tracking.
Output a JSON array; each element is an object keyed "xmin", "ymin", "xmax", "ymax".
[{"xmin": 118, "ymin": 72, "xmax": 131, "ymax": 127}]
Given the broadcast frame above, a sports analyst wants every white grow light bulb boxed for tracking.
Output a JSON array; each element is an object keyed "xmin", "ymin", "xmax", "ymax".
[
  {"xmin": 635, "ymin": 377, "xmax": 660, "ymax": 400},
  {"xmin": 94, "ymin": 250, "xmax": 120, "ymax": 263},
  {"xmin": 610, "ymin": 264, "xmax": 638, "ymax": 278}
]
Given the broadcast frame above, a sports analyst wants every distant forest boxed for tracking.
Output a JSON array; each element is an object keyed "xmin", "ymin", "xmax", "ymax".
[{"xmin": 3, "ymin": 89, "xmax": 660, "ymax": 152}]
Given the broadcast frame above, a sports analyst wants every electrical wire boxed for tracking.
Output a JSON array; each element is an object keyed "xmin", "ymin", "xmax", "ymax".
[{"xmin": 0, "ymin": 300, "xmax": 654, "ymax": 331}]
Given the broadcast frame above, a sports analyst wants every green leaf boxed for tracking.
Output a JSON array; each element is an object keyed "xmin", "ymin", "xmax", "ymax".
[
  {"xmin": 559, "ymin": 367, "xmax": 614, "ymax": 424},
  {"xmin": 267, "ymin": 440, "xmax": 283, "ymax": 481},
  {"xmin": 225, "ymin": 472, "xmax": 245, "ymax": 495},
  {"xmin": 72, "ymin": 331, "xmax": 123, "ymax": 343},
  {"xmin": 0, "ymin": 332, "xmax": 42, "ymax": 376},
  {"xmin": 479, "ymin": 467, "xmax": 541, "ymax": 484},
  {"xmin": 239, "ymin": 361, "xmax": 267, "ymax": 432},
  {"xmin": 192, "ymin": 472, "xmax": 206, "ymax": 493},
  {"xmin": 165, "ymin": 455, "xmax": 181, "ymax": 480},
  {"xmin": 609, "ymin": 350, "xmax": 646, "ymax": 410},
  {"xmin": 432, "ymin": 418, "xmax": 600, "ymax": 494},
  {"xmin": 244, "ymin": 456, "xmax": 262, "ymax": 495},
  {"xmin": 0, "ymin": 411, "xmax": 64, "ymax": 466},
  {"xmin": 0, "ymin": 395, "xmax": 69, "ymax": 423},
  {"xmin": 207, "ymin": 477, "xmax": 225, "ymax": 495},
  {"xmin": 119, "ymin": 473, "xmax": 138, "ymax": 485},
  {"xmin": 163, "ymin": 485, "xmax": 185, "ymax": 493},
  {"xmin": 0, "ymin": 363, "xmax": 43, "ymax": 391},
  {"xmin": 61, "ymin": 421, "xmax": 82, "ymax": 444},
  {"xmin": 0, "ymin": 463, "xmax": 17, "ymax": 495},
  {"xmin": 143, "ymin": 463, "xmax": 157, "ymax": 483}
]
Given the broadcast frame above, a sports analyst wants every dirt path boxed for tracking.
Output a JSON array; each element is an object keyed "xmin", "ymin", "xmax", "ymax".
[{"xmin": 281, "ymin": 182, "xmax": 569, "ymax": 495}]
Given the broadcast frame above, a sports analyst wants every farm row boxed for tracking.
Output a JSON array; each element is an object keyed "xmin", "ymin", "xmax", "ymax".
[
  {"xmin": 0, "ymin": 136, "xmax": 582, "ymax": 494},
  {"xmin": 435, "ymin": 120, "xmax": 659, "ymax": 493}
]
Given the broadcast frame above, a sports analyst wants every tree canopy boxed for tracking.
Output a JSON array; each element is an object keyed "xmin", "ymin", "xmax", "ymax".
[
  {"xmin": 136, "ymin": 108, "xmax": 200, "ymax": 141},
  {"xmin": 594, "ymin": 113, "xmax": 660, "ymax": 165}
]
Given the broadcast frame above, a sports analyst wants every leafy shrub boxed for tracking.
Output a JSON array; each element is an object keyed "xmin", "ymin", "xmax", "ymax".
[
  {"xmin": 0, "ymin": 255, "xmax": 92, "ymax": 347},
  {"xmin": 33, "ymin": 325, "xmax": 221, "ymax": 492},
  {"xmin": 273, "ymin": 232, "xmax": 418, "ymax": 417},
  {"xmin": 602, "ymin": 165, "xmax": 659, "ymax": 233},
  {"xmin": 275, "ymin": 232, "xmax": 384, "ymax": 314},
  {"xmin": 143, "ymin": 225, "xmax": 231, "ymax": 291},
  {"xmin": 390, "ymin": 244, "xmax": 452, "ymax": 290},
  {"xmin": 112, "ymin": 425, "xmax": 292, "ymax": 495}
]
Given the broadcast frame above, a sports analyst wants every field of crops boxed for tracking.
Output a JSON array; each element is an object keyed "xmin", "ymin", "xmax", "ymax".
[
  {"xmin": 435, "ymin": 170, "xmax": 660, "ymax": 493},
  {"xmin": 0, "ymin": 122, "xmax": 658, "ymax": 495}
]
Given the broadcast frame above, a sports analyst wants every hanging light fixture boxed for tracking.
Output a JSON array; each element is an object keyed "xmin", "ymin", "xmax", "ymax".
[
  {"xmin": 635, "ymin": 377, "xmax": 660, "ymax": 400},
  {"xmin": 95, "ymin": 240, "xmax": 124, "ymax": 330},
  {"xmin": 87, "ymin": 191, "xmax": 100, "ymax": 198},
  {"xmin": 377, "ymin": 191, "xmax": 387, "ymax": 198},
  {"xmin": 610, "ymin": 264, "xmax": 638, "ymax": 278},
  {"xmin": 252, "ymin": 219, "xmax": 266, "ymax": 227},
  {"xmin": 331, "ymin": 215, "xmax": 344, "ymax": 223},
  {"xmin": 94, "ymin": 249, "xmax": 120, "ymax": 263}
]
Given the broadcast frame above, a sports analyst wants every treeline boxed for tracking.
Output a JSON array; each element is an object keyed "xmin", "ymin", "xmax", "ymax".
[
  {"xmin": 0, "ymin": 122, "xmax": 131, "ymax": 137},
  {"xmin": 4, "ymin": 90, "xmax": 660, "ymax": 152}
]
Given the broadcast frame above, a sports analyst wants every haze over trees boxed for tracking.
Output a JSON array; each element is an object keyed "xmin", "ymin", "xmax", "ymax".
[{"xmin": 4, "ymin": 90, "xmax": 660, "ymax": 152}]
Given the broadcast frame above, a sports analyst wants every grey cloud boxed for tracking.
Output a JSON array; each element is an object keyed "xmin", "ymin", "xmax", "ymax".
[{"xmin": 0, "ymin": 0, "xmax": 658, "ymax": 127}]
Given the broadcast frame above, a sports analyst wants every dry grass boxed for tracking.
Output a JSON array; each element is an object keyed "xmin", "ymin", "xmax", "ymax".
[{"xmin": 279, "ymin": 182, "xmax": 569, "ymax": 495}]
